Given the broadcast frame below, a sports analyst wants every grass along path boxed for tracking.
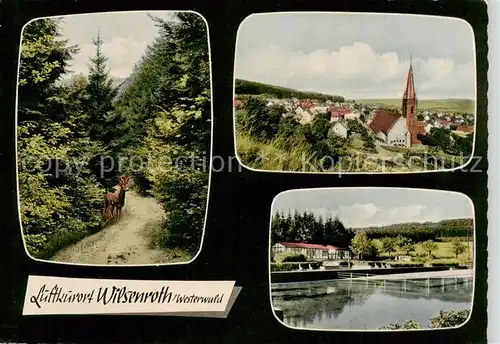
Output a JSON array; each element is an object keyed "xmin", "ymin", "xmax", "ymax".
[{"xmin": 50, "ymin": 191, "xmax": 191, "ymax": 265}]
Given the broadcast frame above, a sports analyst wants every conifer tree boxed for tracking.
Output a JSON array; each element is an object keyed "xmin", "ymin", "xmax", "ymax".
[
  {"xmin": 18, "ymin": 19, "xmax": 105, "ymax": 259},
  {"xmin": 85, "ymin": 31, "xmax": 120, "ymax": 187}
]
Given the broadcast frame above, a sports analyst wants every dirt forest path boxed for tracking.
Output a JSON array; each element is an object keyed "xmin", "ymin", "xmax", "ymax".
[{"xmin": 51, "ymin": 191, "xmax": 187, "ymax": 265}]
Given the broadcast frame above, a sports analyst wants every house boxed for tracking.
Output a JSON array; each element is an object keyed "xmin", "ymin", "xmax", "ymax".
[
  {"xmin": 329, "ymin": 121, "xmax": 348, "ymax": 139},
  {"xmin": 368, "ymin": 109, "xmax": 408, "ymax": 147},
  {"xmin": 344, "ymin": 112, "xmax": 360, "ymax": 120},
  {"xmin": 298, "ymin": 109, "xmax": 314, "ymax": 124},
  {"xmin": 329, "ymin": 107, "xmax": 353, "ymax": 122},
  {"xmin": 272, "ymin": 242, "xmax": 350, "ymax": 260},
  {"xmin": 456, "ymin": 125, "xmax": 474, "ymax": 134}
]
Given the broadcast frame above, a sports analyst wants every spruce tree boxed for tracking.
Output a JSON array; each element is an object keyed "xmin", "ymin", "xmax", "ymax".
[
  {"xmin": 85, "ymin": 30, "xmax": 119, "ymax": 143},
  {"xmin": 85, "ymin": 30, "xmax": 120, "ymax": 187}
]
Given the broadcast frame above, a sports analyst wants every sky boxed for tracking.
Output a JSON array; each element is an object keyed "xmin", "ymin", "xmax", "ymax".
[
  {"xmin": 42, "ymin": 11, "xmax": 176, "ymax": 79},
  {"xmin": 272, "ymin": 188, "xmax": 474, "ymax": 228},
  {"xmin": 235, "ymin": 13, "xmax": 476, "ymax": 100}
]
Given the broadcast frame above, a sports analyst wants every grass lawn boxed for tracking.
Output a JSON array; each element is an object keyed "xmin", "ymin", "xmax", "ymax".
[
  {"xmin": 351, "ymin": 138, "xmax": 365, "ymax": 150},
  {"xmin": 356, "ymin": 98, "xmax": 474, "ymax": 114},
  {"xmin": 374, "ymin": 240, "xmax": 473, "ymax": 262}
]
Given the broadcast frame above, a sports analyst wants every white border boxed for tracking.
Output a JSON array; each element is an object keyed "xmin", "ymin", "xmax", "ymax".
[
  {"xmin": 15, "ymin": 10, "xmax": 214, "ymax": 268},
  {"xmin": 486, "ymin": 1, "xmax": 499, "ymax": 342},
  {"xmin": 267, "ymin": 187, "xmax": 477, "ymax": 332},
  {"xmin": 232, "ymin": 12, "xmax": 478, "ymax": 175}
]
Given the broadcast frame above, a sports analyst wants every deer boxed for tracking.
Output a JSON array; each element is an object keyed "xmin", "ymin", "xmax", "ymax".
[
  {"xmin": 102, "ymin": 176, "xmax": 130, "ymax": 221},
  {"xmin": 115, "ymin": 176, "xmax": 130, "ymax": 219}
]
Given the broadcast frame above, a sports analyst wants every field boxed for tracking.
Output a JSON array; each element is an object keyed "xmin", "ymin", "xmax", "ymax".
[
  {"xmin": 356, "ymin": 98, "xmax": 475, "ymax": 114},
  {"xmin": 373, "ymin": 240, "xmax": 473, "ymax": 262}
]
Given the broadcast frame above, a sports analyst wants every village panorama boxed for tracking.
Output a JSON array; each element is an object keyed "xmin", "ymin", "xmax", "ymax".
[{"xmin": 234, "ymin": 58, "xmax": 475, "ymax": 173}]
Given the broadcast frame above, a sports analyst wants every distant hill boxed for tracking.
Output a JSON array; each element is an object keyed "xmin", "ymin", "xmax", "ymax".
[
  {"xmin": 350, "ymin": 218, "xmax": 474, "ymax": 241},
  {"xmin": 356, "ymin": 98, "xmax": 475, "ymax": 114},
  {"xmin": 235, "ymin": 79, "xmax": 344, "ymax": 102}
]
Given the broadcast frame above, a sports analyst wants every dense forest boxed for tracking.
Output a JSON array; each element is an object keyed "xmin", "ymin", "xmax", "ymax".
[
  {"xmin": 271, "ymin": 212, "xmax": 473, "ymax": 247},
  {"xmin": 355, "ymin": 218, "xmax": 474, "ymax": 241},
  {"xmin": 17, "ymin": 13, "xmax": 210, "ymax": 260},
  {"xmin": 271, "ymin": 211, "xmax": 354, "ymax": 248},
  {"xmin": 235, "ymin": 79, "xmax": 345, "ymax": 102}
]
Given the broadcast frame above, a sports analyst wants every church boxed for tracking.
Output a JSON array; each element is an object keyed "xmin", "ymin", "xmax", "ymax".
[{"xmin": 368, "ymin": 58, "xmax": 426, "ymax": 147}]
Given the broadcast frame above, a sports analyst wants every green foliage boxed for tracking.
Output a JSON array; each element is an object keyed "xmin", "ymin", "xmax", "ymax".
[
  {"xmin": 275, "ymin": 252, "xmax": 307, "ymax": 263},
  {"xmin": 378, "ymin": 320, "xmax": 423, "ymax": 330},
  {"xmin": 18, "ymin": 13, "xmax": 210, "ymax": 259},
  {"xmin": 378, "ymin": 308, "xmax": 470, "ymax": 330},
  {"xmin": 271, "ymin": 261, "xmax": 321, "ymax": 272},
  {"xmin": 359, "ymin": 218, "xmax": 473, "ymax": 242},
  {"xmin": 430, "ymin": 309, "xmax": 470, "ymax": 328},
  {"xmin": 350, "ymin": 231, "xmax": 379, "ymax": 260},
  {"xmin": 114, "ymin": 13, "xmax": 210, "ymax": 252},
  {"xmin": 18, "ymin": 18, "xmax": 106, "ymax": 259},
  {"xmin": 240, "ymin": 98, "xmax": 282, "ymax": 140},
  {"xmin": 451, "ymin": 239, "xmax": 467, "ymax": 258},
  {"xmin": 421, "ymin": 240, "xmax": 439, "ymax": 258},
  {"xmin": 235, "ymin": 79, "xmax": 344, "ymax": 102},
  {"xmin": 380, "ymin": 237, "xmax": 399, "ymax": 259},
  {"xmin": 417, "ymin": 127, "xmax": 473, "ymax": 156}
]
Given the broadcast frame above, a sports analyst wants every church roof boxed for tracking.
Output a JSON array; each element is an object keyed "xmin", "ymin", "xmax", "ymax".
[
  {"xmin": 369, "ymin": 109, "xmax": 401, "ymax": 135},
  {"xmin": 403, "ymin": 56, "xmax": 417, "ymax": 100}
]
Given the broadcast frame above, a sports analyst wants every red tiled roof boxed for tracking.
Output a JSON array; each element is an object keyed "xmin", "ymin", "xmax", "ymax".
[
  {"xmin": 456, "ymin": 125, "xmax": 474, "ymax": 133},
  {"xmin": 369, "ymin": 109, "xmax": 401, "ymax": 135},
  {"xmin": 329, "ymin": 107, "xmax": 352, "ymax": 118},
  {"xmin": 278, "ymin": 242, "xmax": 345, "ymax": 250}
]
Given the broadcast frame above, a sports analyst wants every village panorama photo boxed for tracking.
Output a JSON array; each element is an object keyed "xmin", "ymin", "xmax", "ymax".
[
  {"xmin": 233, "ymin": 12, "xmax": 476, "ymax": 173},
  {"xmin": 269, "ymin": 187, "xmax": 475, "ymax": 331},
  {"xmin": 16, "ymin": 11, "xmax": 212, "ymax": 266}
]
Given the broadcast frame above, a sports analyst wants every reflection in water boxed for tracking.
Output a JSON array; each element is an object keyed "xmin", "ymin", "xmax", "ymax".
[{"xmin": 271, "ymin": 277, "xmax": 473, "ymax": 330}]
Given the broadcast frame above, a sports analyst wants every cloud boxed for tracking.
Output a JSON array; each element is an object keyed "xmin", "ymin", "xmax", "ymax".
[
  {"xmin": 302, "ymin": 203, "xmax": 451, "ymax": 228},
  {"xmin": 235, "ymin": 42, "xmax": 475, "ymax": 99},
  {"xmin": 66, "ymin": 36, "xmax": 149, "ymax": 78}
]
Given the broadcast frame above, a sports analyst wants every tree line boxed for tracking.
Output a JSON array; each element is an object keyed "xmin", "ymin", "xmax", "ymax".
[
  {"xmin": 235, "ymin": 79, "xmax": 344, "ymax": 102},
  {"xmin": 271, "ymin": 211, "xmax": 473, "ymax": 252},
  {"xmin": 271, "ymin": 211, "xmax": 354, "ymax": 249},
  {"xmin": 18, "ymin": 13, "xmax": 209, "ymax": 259},
  {"xmin": 356, "ymin": 218, "xmax": 473, "ymax": 242}
]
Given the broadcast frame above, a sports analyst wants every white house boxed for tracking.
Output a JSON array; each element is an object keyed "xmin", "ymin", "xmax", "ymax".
[
  {"xmin": 344, "ymin": 112, "xmax": 360, "ymax": 120},
  {"xmin": 329, "ymin": 121, "xmax": 348, "ymax": 139},
  {"xmin": 368, "ymin": 109, "xmax": 409, "ymax": 147},
  {"xmin": 272, "ymin": 242, "xmax": 350, "ymax": 261},
  {"xmin": 298, "ymin": 109, "xmax": 314, "ymax": 124}
]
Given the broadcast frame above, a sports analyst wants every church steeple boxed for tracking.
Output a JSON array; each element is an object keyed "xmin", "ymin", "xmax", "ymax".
[{"xmin": 402, "ymin": 55, "xmax": 417, "ymax": 125}]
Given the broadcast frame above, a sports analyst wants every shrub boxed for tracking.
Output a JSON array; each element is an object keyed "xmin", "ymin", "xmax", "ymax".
[
  {"xmin": 430, "ymin": 309, "xmax": 470, "ymax": 328},
  {"xmin": 379, "ymin": 320, "xmax": 423, "ymax": 330},
  {"xmin": 270, "ymin": 261, "xmax": 321, "ymax": 272},
  {"xmin": 275, "ymin": 252, "xmax": 307, "ymax": 263}
]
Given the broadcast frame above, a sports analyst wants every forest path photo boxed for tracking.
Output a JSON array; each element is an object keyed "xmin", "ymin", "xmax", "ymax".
[
  {"xmin": 50, "ymin": 190, "xmax": 188, "ymax": 265},
  {"xmin": 17, "ymin": 11, "xmax": 211, "ymax": 265}
]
